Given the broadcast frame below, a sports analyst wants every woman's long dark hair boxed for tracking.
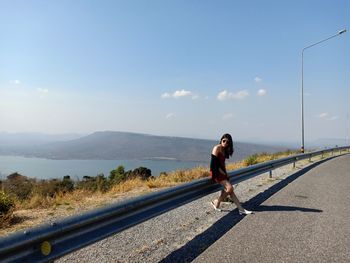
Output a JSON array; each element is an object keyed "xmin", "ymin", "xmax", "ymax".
[{"xmin": 220, "ymin": 133, "xmax": 234, "ymax": 159}]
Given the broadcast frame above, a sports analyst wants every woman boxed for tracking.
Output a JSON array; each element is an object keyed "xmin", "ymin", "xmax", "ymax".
[{"xmin": 210, "ymin": 133, "xmax": 252, "ymax": 215}]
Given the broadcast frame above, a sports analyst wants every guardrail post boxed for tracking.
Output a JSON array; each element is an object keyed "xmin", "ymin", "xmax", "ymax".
[
  {"xmin": 309, "ymin": 155, "xmax": 311, "ymax": 162},
  {"xmin": 332, "ymin": 150, "xmax": 334, "ymax": 156},
  {"xmin": 269, "ymin": 170, "xmax": 272, "ymax": 178}
]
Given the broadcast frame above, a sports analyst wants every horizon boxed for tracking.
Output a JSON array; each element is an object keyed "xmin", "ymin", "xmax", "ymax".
[
  {"xmin": 1, "ymin": 1, "xmax": 349, "ymax": 144},
  {"xmin": 1, "ymin": 130, "xmax": 349, "ymax": 148}
]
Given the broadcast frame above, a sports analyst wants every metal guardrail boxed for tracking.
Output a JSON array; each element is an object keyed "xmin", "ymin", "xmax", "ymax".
[{"xmin": 0, "ymin": 146, "xmax": 349, "ymax": 262}]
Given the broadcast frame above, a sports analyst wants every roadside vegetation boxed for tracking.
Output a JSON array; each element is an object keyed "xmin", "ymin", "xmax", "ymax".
[{"xmin": 0, "ymin": 150, "xmax": 298, "ymax": 230}]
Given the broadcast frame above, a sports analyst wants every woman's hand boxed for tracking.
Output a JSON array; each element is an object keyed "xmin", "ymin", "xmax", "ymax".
[{"xmin": 219, "ymin": 168, "xmax": 226, "ymax": 176}]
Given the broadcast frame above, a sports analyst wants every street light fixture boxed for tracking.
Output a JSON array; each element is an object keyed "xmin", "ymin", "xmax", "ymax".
[{"xmin": 301, "ymin": 29, "xmax": 347, "ymax": 153}]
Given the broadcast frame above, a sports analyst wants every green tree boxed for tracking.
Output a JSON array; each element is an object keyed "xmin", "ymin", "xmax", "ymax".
[
  {"xmin": 0, "ymin": 191, "xmax": 15, "ymax": 226},
  {"xmin": 59, "ymin": 175, "xmax": 75, "ymax": 193},
  {"xmin": 109, "ymin": 165, "xmax": 126, "ymax": 184},
  {"xmin": 76, "ymin": 176, "xmax": 97, "ymax": 192},
  {"xmin": 131, "ymin": 167, "xmax": 152, "ymax": 180},
  {"xmin": 96, "ymin": 173, "xmax": 108, "ymax": 192},
  {"xmin": 5, "ymin": 172, "xmax": 34, "ymax": 201}
]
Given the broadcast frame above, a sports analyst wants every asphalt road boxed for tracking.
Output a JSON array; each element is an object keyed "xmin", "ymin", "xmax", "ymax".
[{"xmin": 192, "ymin": 154, "xmax": 350, "ymax": 263}]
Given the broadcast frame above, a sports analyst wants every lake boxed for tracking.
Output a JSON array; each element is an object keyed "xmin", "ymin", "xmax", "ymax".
[{"xmin": 0, "ymin": 155, "xmax": 208, "ymax": 180}]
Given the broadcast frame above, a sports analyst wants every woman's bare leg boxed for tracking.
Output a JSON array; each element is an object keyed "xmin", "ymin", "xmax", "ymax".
[
  {"xmin": 220, "ymin": 180, "xmax": 245, "ymax": 210},
  {"xmin": 215, "ymin": 180, "xmax": 252, "ymax": 212},
  {"xmin": 213, "ymin": 180, "xmax": 233, "ymax": 208},
  {"xmin": 229, "ymin": 191, "xmax": 245, "ymax": 211},
  {"xmin": 212, "ymin": 180, "xmax": 252, "ymax": 214},
  {"xmin": 227, "ymin": 185, "xmax": 253, "ymax": 214},
  {"xmin": 213, "ymin": 189, "xmax": 227, "ymax": 208}
]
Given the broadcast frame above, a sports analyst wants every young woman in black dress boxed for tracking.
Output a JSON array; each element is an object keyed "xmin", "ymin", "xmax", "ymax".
[{"xmin": 210, "ymin": 133, "xmax": 252, "ymax": 215}]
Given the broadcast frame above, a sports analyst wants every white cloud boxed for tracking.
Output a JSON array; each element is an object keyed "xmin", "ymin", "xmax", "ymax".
[
  {"xmin": 173, "ymin": 89, "xmax": 192, "ymax": 98},
  {"xmin": 318, "ymin": 112, "xmax": 339, "ymax": 121},
  {"xmin": 165, "ymin": 113, "xmax": 175, "ymax": 119},
  {"xmin": 161, "ymin": 93, "xmax": 171, "ymax": 98},
  {"xmin": 37, "ymin": 88, "xmax": 49, "ymax": 98},
  {"xmin": 254, "ymin": 77, "xmax": 262, "ymax": 83},
  {"xmin": 257, "ymin": 89, "xmax": 267, "ymax": 96},
  {"xmin": 9, "ymin": 80, "xmax": 21, "ymax": 85},
  {"xmin": 217, "ymin": 90, "xmax": 249, "ymax": 101},
  {"xmin": 222, "ymin": 113, "xmax": 233, "ymax": 120},
  {"xmin": 161, "ymin": 89, "xmax": 198, "ymax": 100},
  {"xmin": 234, "ymin": 90, "xmax": 249, "ymax": 99},
  {"xmin": 318, "ymin": 113, "xmax": 329, "ymax": 118},
  {"xmin": 217, "ymin": 90, "xmax": 230, "ymax": 101}
]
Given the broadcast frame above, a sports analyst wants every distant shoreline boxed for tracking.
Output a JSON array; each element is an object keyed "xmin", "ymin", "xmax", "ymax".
[
  {"xmin": 0, "ymin": 155, "xmax": 208, "ymax": 180},
  {"xmin": 0, "ymin": 154, "xmax": 196, "ymax": 162},
  {"xmin": 144, "ymin": 157, "xmax": 178, "ymax": 161}
]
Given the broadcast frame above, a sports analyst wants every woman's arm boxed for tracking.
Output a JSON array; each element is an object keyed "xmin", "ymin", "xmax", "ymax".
[
  {"xmin": 218, "ymin": 167, "xmax": 227, "ymax": 176},
  {"xmin": 211, "ymin": 145, "xmax": 220, "ymax": 156}
]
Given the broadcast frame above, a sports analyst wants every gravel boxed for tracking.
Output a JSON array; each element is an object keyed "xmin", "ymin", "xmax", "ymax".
[{"xmin": 57, "ymin": 156, "xmax": 329, "ymax": 263}]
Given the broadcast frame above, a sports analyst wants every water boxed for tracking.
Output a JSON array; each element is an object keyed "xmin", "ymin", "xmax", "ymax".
[{"xmin": 0, "ymin": 155, "xmax": 208, "ymax": 180}]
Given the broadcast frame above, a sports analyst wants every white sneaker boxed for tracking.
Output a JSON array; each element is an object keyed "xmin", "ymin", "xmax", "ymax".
[
  {"xmin": 239, "ymin": 209, "xmax": 253, "ymax": 215},
  {"xmin": 211, "ymin": 201, "xmax": 222, "ymax": 212}
]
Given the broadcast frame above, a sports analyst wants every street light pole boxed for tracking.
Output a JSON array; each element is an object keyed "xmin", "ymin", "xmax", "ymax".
[{"xmin": 301, "ymin": 29, "xmax": 347, "ymax": 153}]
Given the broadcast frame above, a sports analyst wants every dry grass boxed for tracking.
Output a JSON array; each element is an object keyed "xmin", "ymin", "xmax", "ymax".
[
  {"xmin": 147, "ymin": 166, "xmax": 210, "ymax": 188},
  {"xmin": 109, "ymin": 177, "xmax": 149, "ymax": 194},
  {"xmin": 226, "ymin": 160, "xmax": 246, "ymax": 171},
  {"xmin": 1, "ymin": 150, "xmax": 300, "ymax": 236},
  {"xmin": 14, "ymin": 151, "xmax": 298, "ymax": 210},
  {"xmin": 0, "ymin": 208, "xmax": 14, "ymax": 228}
]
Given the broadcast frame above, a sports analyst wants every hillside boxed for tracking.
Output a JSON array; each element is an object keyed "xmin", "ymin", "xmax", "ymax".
[
  {"xmin": 0, "ymin": 132, "xmax": 82, "ymax": 146},
  {"xmin": 0, "ymin": 131, "xmax": 288, "ymax": 162}
]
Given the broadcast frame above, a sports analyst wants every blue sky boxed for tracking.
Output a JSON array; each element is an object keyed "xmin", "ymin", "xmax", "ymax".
[{"xmin": 1, "ymin": 0, "xmax": 349, "ymax": 146}]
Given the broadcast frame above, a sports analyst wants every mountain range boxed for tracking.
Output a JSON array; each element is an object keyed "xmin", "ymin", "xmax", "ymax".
[{"xmin": 0, "ymin": 131, "xmax": 290, "ymax": 162}]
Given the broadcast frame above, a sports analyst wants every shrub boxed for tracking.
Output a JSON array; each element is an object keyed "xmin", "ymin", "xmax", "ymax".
[
  {"xmin": 159, "ymin": 172, "xmax": 168, "ymax": 177},
  {"xmin": 76, "ymin": 176, "xmax": 98, "ymax": 192},
  {"xmin": 130, "ymin": 167, "xmax": 152, "ymax": 180},
  {"xmin": 59, "ymin": 176, "xmax": 75, "ymax": 193},
  {"xmin": 244, "ymin": 154, "xmax": 258, "ymax": 166},
  {"xmin": 75, "ymin": 174, "xmax": 107, "ymax": 193},
  {"xmin": 0, "ymin": 191, "xmax": 15, "ymax": 227},
  {"xmin": 95, "ymin": 174, "xmax": 109, "ymax": 192},
  {"xmin": 26, "ymin": 193, "xmax": 55, "ymax": 209},
  {"xmin": 4, "ymin": 172, "xmax": 34, "ymax": 201},
  {"xmin": 32, "ymin": 180, "xmax": 59, "ymax": 198},
  {"xmin": 109, "ymin": 166, "xmax": 152, "ymax": 185},
  {"xmin": 32, "ymin": 177, "xmax": 75, "ymax": 198},
  {"xmin": 109, "ymin": 166, "xmax": 127, "ymax": 185}
]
